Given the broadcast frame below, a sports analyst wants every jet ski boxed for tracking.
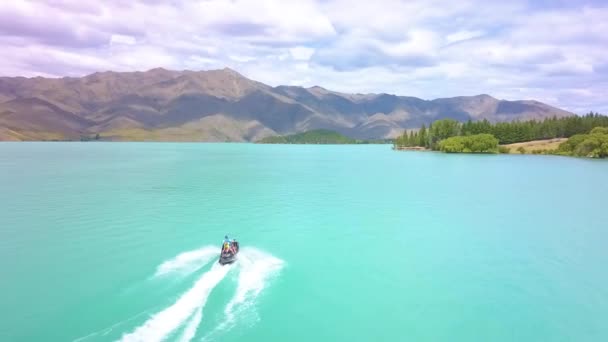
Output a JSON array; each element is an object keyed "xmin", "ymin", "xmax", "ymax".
[{"xmin": 219, "ymin": 240, "xmax": 239, "ymax": 265}]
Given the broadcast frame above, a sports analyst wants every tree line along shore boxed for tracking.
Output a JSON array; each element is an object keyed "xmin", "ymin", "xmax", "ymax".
[{"xmin": 393, "ymin": 113, "xmax": 608, "ymax": 158}]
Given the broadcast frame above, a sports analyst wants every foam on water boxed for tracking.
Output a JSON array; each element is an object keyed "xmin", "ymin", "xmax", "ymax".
[
  {"xmin": 177, "ymin": 307, "xmax": 202, "ymax": 342},
  {"xmin": 115, "ymin": 246, "xmax": 283, "ymax": 342},
  {"xmin": 203, "ymin": 247, "xmax": 285, "ymax": 340},
  {"xmin": 119, "ymin": 263, "xmax": 230, "ymax": 342},
  {"xmin": 154, "ymin": 246, "xmax": 218, "ymax": 277},
  {"xmin": 72, "ymin": 308, "xmax": 154, "ymax": 342}
]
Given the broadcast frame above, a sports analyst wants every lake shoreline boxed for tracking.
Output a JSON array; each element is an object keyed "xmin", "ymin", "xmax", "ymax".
[{"xmin": 392, "ymin": 146, "xmax": 429, "ymax": 151}]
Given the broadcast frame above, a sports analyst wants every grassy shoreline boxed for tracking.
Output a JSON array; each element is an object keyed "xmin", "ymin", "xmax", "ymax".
[{"xmin": 502, "ymin": 138, "xmax": 567, "ymax": 154}]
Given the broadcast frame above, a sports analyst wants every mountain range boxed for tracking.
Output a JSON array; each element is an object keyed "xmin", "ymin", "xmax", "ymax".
[{"xmin": 0, "ymin": 68, "xmax": 573, "ymax": 141}]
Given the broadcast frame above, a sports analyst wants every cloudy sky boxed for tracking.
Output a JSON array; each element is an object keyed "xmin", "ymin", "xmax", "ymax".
[{"xmin": 1, "ymin": 0, "xmax": 607, "ymax": 113}]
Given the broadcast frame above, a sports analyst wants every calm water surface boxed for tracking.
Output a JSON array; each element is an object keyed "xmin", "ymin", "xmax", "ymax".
[{"xmin": 1, "ymin": 143, "xmax": 607, "ymax": 341}]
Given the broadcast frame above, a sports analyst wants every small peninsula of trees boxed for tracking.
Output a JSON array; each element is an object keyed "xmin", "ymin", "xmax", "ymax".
[
  {"xmin": 394, "ymin": 112, "xmax": 608, "ymax": 157},
  {"xmin": 80, "ymin": 133, "xmax": 101, "ymax": 141},
  {"xmin": 259, "ymin": 129, "xmax": 356, "ymax": 144},
  {"xmin": 258, "ymin": 129, "xmax": 390, "ymax": 144}
]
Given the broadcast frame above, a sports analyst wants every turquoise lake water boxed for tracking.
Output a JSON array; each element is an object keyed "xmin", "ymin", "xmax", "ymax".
[{"xmin": 1, "ymin": 143, "xmax": 607, "ymax": 341}]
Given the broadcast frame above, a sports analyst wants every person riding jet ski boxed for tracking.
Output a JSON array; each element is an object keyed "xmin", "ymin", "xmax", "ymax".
[
  {"xmin": 230, "ymin": 239, "xmax": 237, "ymax": 254},
  {"xmin": 219, "ymin": 236, "xmax": 239, "ymax": 265}
]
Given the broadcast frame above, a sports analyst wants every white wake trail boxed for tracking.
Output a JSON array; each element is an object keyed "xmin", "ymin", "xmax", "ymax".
[
  {"xmin": 120, "ymin": 263, "xmax": 230, "ymax": 342},
  {"xmin": 178, "ymin": 307, "xmax": 202, "ymax": 342},
  {"xmin": 204, "ymin": 247, "xmax": 284, "ymax": 340},
  {"xmin": 154, "ymin": 246, "xmax": 218, "ymax": 277}
]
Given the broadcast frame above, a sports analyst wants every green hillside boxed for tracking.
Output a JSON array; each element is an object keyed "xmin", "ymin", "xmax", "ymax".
[{"xmin": 258, "ymin": 129, "xmax": 358, "ymax": 144}]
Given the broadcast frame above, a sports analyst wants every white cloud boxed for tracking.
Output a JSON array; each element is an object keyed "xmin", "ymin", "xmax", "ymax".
[
  {"xmin": 509, "ymin": 6, "xmax": 608, "ymax": 44},
  {"xmin": 228, "ymin": 55, "xmax": 255, "ymax": 62},
  {"xmin": 446, "ymin": 30, "xmax": 484, "ymax": 44},
  {"xmin": 110, "ymin": 34, "xmax": 136, "ymax": 45},
  {"xmin": 378, "ymin": 30, "xmax": 439, "ymax": 58},
  {"xmin": 294, "ymin": 63, "xmax": 310, "ymax": 71},
  {"xmin": 321, "ymin": 0, "xmax": 474, "ymax": 36},
  {"xmin": 539, "ymin": 60, "xmax": 594, "ymax": 75},
  {"xmin": 289, "ymin": 47, "xmax": 315, "ymax": 61}
]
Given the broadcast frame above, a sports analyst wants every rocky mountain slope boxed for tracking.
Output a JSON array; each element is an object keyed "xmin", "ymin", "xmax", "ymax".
[{"xmin": 0, "ymin": 68, "xmax": 573, "ymax": 141}]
